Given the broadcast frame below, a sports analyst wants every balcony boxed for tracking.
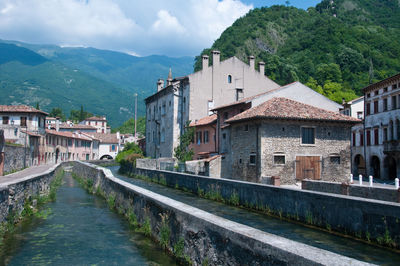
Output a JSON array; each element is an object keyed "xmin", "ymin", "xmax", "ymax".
[{"xmin": 383, "ymin": 140, "xmax": 400, "ymax": 154}]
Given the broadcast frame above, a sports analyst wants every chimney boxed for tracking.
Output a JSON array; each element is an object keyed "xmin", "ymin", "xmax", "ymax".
[
  {"xmin": 248, "ymin": 55, "xmax": 255, "ymax": 69},
  {"xmin": 56, "ymin": 117, "xmax": 60, "ymax": 132},
  {"xmin": 258, "ymin": 61, "xmax": 265, "ymax": 75},
  {"xmin": 202, "ymin": 55, "xmax": 209, "ymax": 70},
  {"xmin": 157, "ymin": 79, "xmax": 164, "ymax": 92},
  {"xmin": 212, "ymin": 50, "xmax": 220, "ymax": 66},
  {"xmin": 167, "ymin": 68, "xmax": 173, "ymax": 86}
]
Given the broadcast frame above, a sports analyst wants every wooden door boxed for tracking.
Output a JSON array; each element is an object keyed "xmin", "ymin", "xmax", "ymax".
[{"xmin": 296, "ymin": 156, "xmax": 321, "ymax": 180}]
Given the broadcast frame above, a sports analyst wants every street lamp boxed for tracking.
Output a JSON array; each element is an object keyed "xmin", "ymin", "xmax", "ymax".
[{"xmin": 134, "ymin": 93, "xmax": 137, "ymax": 140}]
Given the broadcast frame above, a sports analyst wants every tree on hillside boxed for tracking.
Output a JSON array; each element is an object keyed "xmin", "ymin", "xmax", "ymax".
[
  {"xmin": 112, "ymin": 117, "xmax": 146, "ymax": 136},
  {"xmin": 69, "ymin": 106, "xmax": 93, "ymax": 122}
]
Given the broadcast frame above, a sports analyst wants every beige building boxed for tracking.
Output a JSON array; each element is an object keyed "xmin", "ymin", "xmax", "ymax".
[
  {"xmin": 81, "ymin": 116, "xmax": 108, "ymax": 133},
  {"xmin": 145, "ymin": 51, "xmax": 280, "ymax": 158}
]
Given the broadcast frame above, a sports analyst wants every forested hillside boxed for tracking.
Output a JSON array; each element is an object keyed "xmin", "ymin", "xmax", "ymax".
[{"xmin": 195, "ymin": 0, "xmax": 400, "ymax": 102}]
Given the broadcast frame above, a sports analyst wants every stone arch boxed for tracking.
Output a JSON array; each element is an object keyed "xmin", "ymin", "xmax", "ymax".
[
  {"xmin": 55, "ymin": 148, "xmax": 60, "ymax": 163},
  {"xmin": 370, "ymin": 156, "xmax": 381, "ymax": 179},
  {"xmin": 100, "ymin": 154, "xmax": 113, "ymax": 160},
  {"xmin": 354, "ymin": 154, "xmax": 366, "ymax": 176}
]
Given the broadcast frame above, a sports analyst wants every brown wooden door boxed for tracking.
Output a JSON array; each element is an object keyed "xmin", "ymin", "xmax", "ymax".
[{"xmin": 296, "ymin": 156, "xmax": 321, "ymax": 180}]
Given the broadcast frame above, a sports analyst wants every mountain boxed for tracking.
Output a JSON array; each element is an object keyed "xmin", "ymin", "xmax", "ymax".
[
  {"xmin": 195, "ymin": 0, "xmax": 400, "ymax": 103},
  {"xmin": 0, "ymin": 41, "xmax": 194, "ymax": 127}
]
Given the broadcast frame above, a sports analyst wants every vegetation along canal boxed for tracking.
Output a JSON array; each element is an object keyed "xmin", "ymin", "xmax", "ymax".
[
  {"xmin": 108, "ymin": 166, "xmax": 400, "ymax": 265},
  {"xmin": 0, "ymin": 170, "xmax": 177, "ymax": 265}
]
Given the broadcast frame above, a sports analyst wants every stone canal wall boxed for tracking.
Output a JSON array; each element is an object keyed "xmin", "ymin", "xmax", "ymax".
[
  {"xmin": 302, "ymin": 179, "xmax": 400, "ymax": 203},
  {"xmin": 71, "ymin": 161, "xmax": 370, "ymax": 265},
  {"xmin": 0, "ymin": 163, "xmax": 62, "ymax": 223},
  {"xmin": 134, "ymin": 167, "xmax": 400, "ymax": 249}
]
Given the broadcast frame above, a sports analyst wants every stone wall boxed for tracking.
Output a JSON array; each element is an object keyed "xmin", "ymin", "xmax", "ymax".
[
  {"xmin": 134, "ymin": 167, "xmax": 400, "ymax": 249},
  {"xmin": 229, "ymin": 120, "xmax": 351, "ymax": 184},
  {"xmin": 0, "ymin": 163, "xmax": 61, "ymax": 223},
  {"xmin": 71, "ymin": 161, "xmax": 368, "ymax": 265},
  {"xmin": 302, "ymin": 179, "xmax": 400, "ymax": 203},
  {"xmin": 4, "ymin": 144, "xmax": 31, "ymax": 174}
]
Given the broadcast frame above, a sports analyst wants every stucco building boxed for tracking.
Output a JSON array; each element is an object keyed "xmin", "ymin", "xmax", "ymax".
[
  {"xmin": 223, "ymin": 98, "xmax": 359, "ymax": 184},
  {"xmin": 81, "ymin": 116, "xmax": 108, "ymax": 133},
  {"xmin": 189, "ymin": 114, "xmax": 217, "ymax": 160},
  {"xmin": 353, "ymin": 73, "xmax": 400, "ymax": 180},
  {"xmin": 145, "ymin": 51, "xmax": 280, "ymax": 158}
]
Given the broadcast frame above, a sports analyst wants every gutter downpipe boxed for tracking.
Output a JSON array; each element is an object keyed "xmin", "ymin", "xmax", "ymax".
[{"xmin": 363, "ymin": 91, "xmax": 368, "ymax": 178}]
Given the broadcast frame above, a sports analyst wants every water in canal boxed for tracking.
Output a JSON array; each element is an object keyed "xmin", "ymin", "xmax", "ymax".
[
  {"xmin": 109, "ymin": 166, "xmax": 400, "ymax": 265},
  {"xmin": 0, "ymin": 172, "xmax": 177, "ymax": 265}
]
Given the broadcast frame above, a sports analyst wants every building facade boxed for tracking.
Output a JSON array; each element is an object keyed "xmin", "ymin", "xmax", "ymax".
[
  {"xmin": 189, "ymin": 114, "xmax": 217, "ymax": 160},
  {"xmin": 82, "ymin": 116, "xmax": 108, "ymax": 133},
  {"xmin": 352, "ymin": 73, "xmax": 400, "ymax": 180},
  {"xmin": 224, "ymin": 98, "xmax": 359, "ymax": 184},
  {"xmin": 145, "ymin": 51, "xmax": 280, "ymax": 158}
]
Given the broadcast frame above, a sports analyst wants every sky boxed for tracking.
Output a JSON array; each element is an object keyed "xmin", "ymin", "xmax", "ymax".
[{"xmin": 0, "ymin": 0, "xmax": 321, "ymax": 57}]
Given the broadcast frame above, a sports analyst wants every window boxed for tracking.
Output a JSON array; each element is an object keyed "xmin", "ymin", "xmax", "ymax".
[
  {"xmin": 236, "ymin": 88, "xmax": 243, "ymax": 101},
  {"xmin": 244, "ymin": 124, "xmax": 249, "ymax": 131},
  {"xmin": 161, "ymin": 128, "xmax": 165, "ymax": 143},
  {"xmin": 14, "ymin": 128, "xmax": 18, "ymax": 136},
  {"xmin": 169, "ymin": 101, "xmax": 171, "ymax": 107},
  {"xmin": 357, "ymin": 112, "xmax": 363, "ymax": 119},
  {"xmin": 222, "ymin": 133, "xmax": 226, "ymax": 139},
  {"xmin": 228, "ymin": 75, "xmax": 232, "ymax": 83},
  {"xmin": 301, "ymin": 127, "xmax": 315, "ymax": 144},
  {"xmin": 383, "ymin": 98, "xmax": 388, "ymax": 111},
  {"xmin": 375, "ymin": 90, "xmax": 379, "ymax": 96},
  {"xmin": 367, "ymin": 93, "xmax": 371, "ymax": 98},
  {"xmin": 374, "ymin": 100, "xmax": 379, "ymax": 113},
  {"xmin": 196, "ymin": 131, "xmax": 202, "ymax": 145},
  {"xmin": 111, "ymin": 145, "xmax": 116, "ymax": 152},
  {"xmin": 20, "ymin": 117, "xmax": 27, "ymax": 127},
  {"xmin": 249, "ymin": 154, "xmax": 256, "ymax": 165},
  {"xmin": 366, "ymin": 103, "xmax": 370, "ymax": 115},
  {"xmin": 383, "ymin": 127, "xmax": 388, "ymax": 141},
  {"xmin": 352, "ymin": 132, "xmax": 356, "ymax": 146},
  {"xmin": 330, "ymin": 156, "xmax": 341, "ymax": 164},
  {"xmin": 223, "ymin": 112, "xmax": 228, "ymax": 120},
  {"xmin": 384, "ymin": 87, "xmax": 388, "ymax": 93},
  {"xmin": 95, "ymin": 121, "xmax": 98, "ymax": 126},
  {"xmin": 68, "ymin": 139, "xmax": 72, "ymax": 146},
  {"xmin": 360, "ymin": 132, "xmax": 364, "ymax": 146},
  {"xmin": 374, "ymin": 128, "xmax": 379, "ymax": 145},
  {"xmin": 366, "ymin": 130, "xmax": 371, "ymax": 146},
  {"xmin": 393, "ymin": 84, "xmax": 398, "ymax": 90},
  {"xmin": 392, "ymin": 96, "xmax": 397, "ymax": 110},
  {"xmin": 204, "ymin": 131, "xmax": 209, "ymax": 143},
  {"xmin": 2, "ymin": 116, "xmax": 9, "ymax": 125},
  {"xmin": 274, "ymin": 155, "xmax": 285, "ymax": 165},
  {"xmin": 162, "ymin": 101, "xmax": 166, "ymax": 115}
]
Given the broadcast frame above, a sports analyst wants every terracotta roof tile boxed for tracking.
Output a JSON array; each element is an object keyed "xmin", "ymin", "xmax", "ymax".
[
  {"xmin": 226, "ymin": 97, "xmax": 360, "ymax": 124},
  {"xmin": 189, "ymin": 114, "xmax": 217, "ymax": 127},
  {"xmin": 45, "ymin": 129, "xmax": 92, "ymax": 141},
  {"xmin": 59, "ymin": 123, "xmax": 96, "ymax": 130},
  {"xmin": 85, "ymin": 133, "xmax": 119, "ymax": 143},
  {"xmin": 85, "ymin": 116, "xmax": 106, "ymax": 121},
  {"xmin": 0, "ymin": 105, "xmax": 48, "ymax": 115}
]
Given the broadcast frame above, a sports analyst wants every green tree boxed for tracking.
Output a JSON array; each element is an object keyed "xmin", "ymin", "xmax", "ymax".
[
  {"xmin": 35, "ymin": 102, "xmax": 40, "ymax": 110},
  {"xmin": 49, "ymin": 107, "xmax": 66, "ymax": 121},
  {"xmin": 174, "ymin": 122, "xmax": 195, "ymax": 162},
  {"xmin": 69, "ymin": 106, "xmax": 93, "ymax": 122},
  {"xmin": 112, "ymin": 117, "xmax": 146, "ymax": 136}
]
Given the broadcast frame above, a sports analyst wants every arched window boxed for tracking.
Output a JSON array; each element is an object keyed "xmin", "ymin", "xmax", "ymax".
[{"xmin": 228, "ymin": 75, "xmax": 232, "ymax": 83}]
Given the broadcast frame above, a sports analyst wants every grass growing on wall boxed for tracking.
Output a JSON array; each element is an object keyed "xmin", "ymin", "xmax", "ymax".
[{"xmin": 0, "ymin": 168, "xmax": 65, "ymax": 245}]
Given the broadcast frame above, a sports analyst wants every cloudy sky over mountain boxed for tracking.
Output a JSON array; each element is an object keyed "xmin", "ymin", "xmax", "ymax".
[{"xmin": 0, "ymin": 0, "xmax": 320, "ymax": 57}]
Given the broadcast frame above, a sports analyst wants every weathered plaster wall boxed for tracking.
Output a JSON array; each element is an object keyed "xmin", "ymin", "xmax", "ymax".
[
  {"xmin": 71, "ymin": 161, "xmax": 369, "ymax": 265},
  {"xmin": 134, "ymin": 167, "xmax": 400, "ymax": 249}
]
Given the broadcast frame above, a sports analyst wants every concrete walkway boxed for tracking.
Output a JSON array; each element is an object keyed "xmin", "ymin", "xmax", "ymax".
[{"xmin": 0, "ymin": 164, "xmax": 56, "ymax": 184}]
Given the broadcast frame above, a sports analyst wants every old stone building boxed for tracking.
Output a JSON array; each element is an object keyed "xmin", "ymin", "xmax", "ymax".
[
  {"xmin": 224, "ymin": 98, "xmax": 359, "ymax": 184},
  {"xmin": 145, "ymin": 51, "xmax": 280, "ymax": 158}
]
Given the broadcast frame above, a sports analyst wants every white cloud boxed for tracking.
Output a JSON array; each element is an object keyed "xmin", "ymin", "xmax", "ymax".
[
  {"xmin": 0, "ymin": 0, "xmax": 252, "ymax": 56},
  {"xmin": 151, "ymin": 10, "xmax": 186, "ymax": 35}
]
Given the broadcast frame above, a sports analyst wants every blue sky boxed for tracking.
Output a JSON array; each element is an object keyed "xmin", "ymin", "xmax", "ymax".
[{"xmin": 0, "ymin": 0, "xmax": 322, "ymax": 57}]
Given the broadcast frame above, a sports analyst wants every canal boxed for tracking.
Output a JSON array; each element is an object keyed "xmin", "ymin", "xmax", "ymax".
[
  {"xmin": 0, "ymin": 171, "xmax": 177, "ymax": 265},
  {"xmin": 109, "ymin": 166, "xmax": 400, "ymax": 265}
]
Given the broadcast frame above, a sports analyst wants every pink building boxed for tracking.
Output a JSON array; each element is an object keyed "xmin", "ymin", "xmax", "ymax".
[{"xmin": 189, "ymin": 114, "xmax": 217, "ymax": 160}]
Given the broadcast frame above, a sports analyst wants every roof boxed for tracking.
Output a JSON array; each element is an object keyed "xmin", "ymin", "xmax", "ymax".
[
  {"xmin": 211, "ymin": 82, "xmax": 298, "ymax": 111},
  {"xmin": 45, "ymin": 129, "xmax": 93, "ymax": 141},
  {"xmin": 0, "ymin": 105, "xmax": 48, "ymax": 116},
  {"xmin": 226, "ymin": 97, "xmax": 361, "ymax": 124},
  {"xmin": 363, "ymin": 73, "xmax": 400, "ymax": 93},
  {"xmin": 46, "ymin": 117, "xmax": 57, "ymax": 120},
  {"xmin": 21, "ymin": 130, "xmax": 42, "ymax": 137},
  {"xmin": 189, "ymin": 114, "xmax": 217, "ymax": 127},
  {"xmin": 59, "ymin": 123, "xmax": 96, "ymax": 130},
  {"xmin": 85, "ymin": 133, "xmax": 119, "ymax": 144},
  {"xmin": 344, "ymin": 96, "xmax": 364, "ymax": 105},
  {"xmin": 84, "ymin": 116, "xmax": 106, "ymax": 121}
]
